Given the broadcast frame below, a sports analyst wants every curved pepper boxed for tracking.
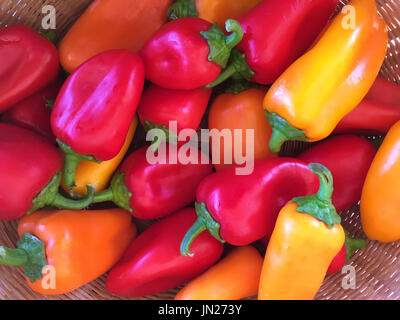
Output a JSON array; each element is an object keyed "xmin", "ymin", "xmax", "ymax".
[
  {"xmin": 0, "ymin": 124, "xmax": 94, "ymax": 221},
  {"xmin": 140, "ymin": 17, "xmax": 243, "ymax": 90},
  {"xmin": 0, "ymin": 209, "xmax": 136, "ymax": 295},
  {"xmin": 2, "ymin": 79, "xmax": 62, "ymax": 143},
  {"xmin": 92, "ymin": 143, "xmax": 213, "ymax": 220},
  {"xmin": 264, "ymin": 0, "xmax": 388, "ymax": 153},
  {"xmin": 334, "ymin": 77, "xmax": 400, "ymax": 135},
  {"xmin": 51, "ymin": 50, "xmax": 145, "ymax": 188},
  {"xmin": 0, "ymin": 25, "xmax": 59, "ymax": 112},
  {"xmin": 175, "ymin": 245, "xmax": 263, "ymax": 300},
  {"xmin": 167, "ymin": 0, "xmax": 261, "ymax": 30},
  {"xmin": 206, "ymin": 0, "xmax": 339, "ymax": 87},
  {"xmin": 61, "ymin": 117, "xmax": 137, "ymax": 195},
  {"xmin": 208, "ymin": 87, "xmax": 275, "ymax": 171},
  {"xmin": 59, "ymin": 0, "xmax": 173, "ymax": 73},
  {"xmin": 258, "ymin": 164, "xmax": 345, "ymax": 300},
  {"xmin": 137, "ymin": 84, "xmax": 211, "ymax": 150},
  {"xmin": 180, "ymin": 157, "xmax": 319, "ymax": 256},
  {"xmin": 361, "ymin": 120, "xmax": 400, "ymax": 242},
  {"xmin": 106, "ymin": 208, "xmax": 224, "ymax": 297}
]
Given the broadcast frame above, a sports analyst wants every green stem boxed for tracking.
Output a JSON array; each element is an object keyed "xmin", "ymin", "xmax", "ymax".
[
  {"xmin": 224, "ymin": 20, "xmax": 243, "ymax": 50},
  {"xmin": 51, "ymin": 185, "xmax": 94, "ymax": 209},
  {"xmin": 167, "ymin": 0, "xmax": 198, "ymax": 21},
  {"xmin": 310, "ymin": 163, "xmax": 333, "ymax": 202},
  {"xmin": 92, "ymin": 188, "xmax": 114, "ymax": 204},
  {"xmin": 144, "ymin": 120, "xmax": 178, "ymax": 152},
  {"xmin": 180, "ymin": 218, "xmax": 207, "ymax": 257},
  {"xmin": 345, "ymin": 230, "xmax": 367, "ymax": 263},
  {"xmin": 0, "ymin": 247, "xmax": 29, "ymax": 266}
]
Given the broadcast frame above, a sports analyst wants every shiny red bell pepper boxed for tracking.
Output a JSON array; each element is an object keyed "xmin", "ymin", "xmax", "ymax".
[
  {"xmin": 106, "ymin": 207, "xmax": 224, "ymax": 297},
  {"xmin": 2, "ymin": 79, "xmax": 62, "ymax": 142},
  {"xmin": 334, "ymin": 77, "xmax": 400, "ymax": 135},
  {"xmin": 0, "ymin": 25, "xmax": 59, "ymax": 112},
  {"xmin": 0, "ymin": 123, "xmax": 94, "ymax": 221},
  {"xmin": 140, "ymin": 17, "xmax": 243, "ymax": 90},
  {"xmin": 207, "ymin": 0, "xmax": 339, "ymax": 87},
  {"xmin": 137, "ymin": 84, "xmax": 212, "ymax": 149},
  {"xmin": 180, "ymin": 157, "xmax": 319, "ymax": 255},
  {"xmin": 50, "ymin": 50, "xmax": 145, "ymax": 188},
  {"xmin": 298, "ymin": 134, "xmax": 376, "ymax": 213},
  {"xmin": 92, "ymin": 143, "xmax": 213, "ymax": 219}
]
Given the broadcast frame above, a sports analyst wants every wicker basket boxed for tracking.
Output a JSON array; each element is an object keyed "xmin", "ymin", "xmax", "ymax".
[{"xmin": 1, "ymin": 0, "xmax": 400, "ymax": 300}]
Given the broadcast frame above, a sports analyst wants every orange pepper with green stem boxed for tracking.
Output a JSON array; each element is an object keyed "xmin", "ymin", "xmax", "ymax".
[
  {"xmin": 61, "ymin": 116, "xmax": 137, "ymax": 195},
  {"xmin": 167, "ymin": 0, "xmax": 262, "ymax": 30},
  {"xmin": 264, "ymin": 0, "xmax": 388, "ymax": 153},
  {"xmin": 59, "ymin": 0, "xmax": 173, "ymax": 73},
  {"xmin": 0, "ymin": 209, "xmax": 136, "ymax": 295},
  {"xmin": 258, "ymin": 163, "xmax": 345, "ymax": 300},
  {"xmin": 175, "ymin": 245, "xmax": 263, "ymax": 300}
]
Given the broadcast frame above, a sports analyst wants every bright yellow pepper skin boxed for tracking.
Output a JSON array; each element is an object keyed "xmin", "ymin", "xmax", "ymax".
[
  {"xmin": 361, "ymin": 120, "xmax": 400, "ymax": 242},
  {"xmin": 258, "ymin": 164, "xmax": 345, "ymax": 300},
  {"xmin": 61, "ymin": 116, "xmax": 137, "ymax": 195},
  {"xmin": 264, "ymin": 0, "xmax": 388, "ymax": 153}
]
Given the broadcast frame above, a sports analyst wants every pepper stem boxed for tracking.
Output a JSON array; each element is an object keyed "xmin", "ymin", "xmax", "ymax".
[
  {"xmin": 310, "ymin": 163, "xmax": 334, "ymax": 202},
  {"xmin": 0, "ymin": 247, "xmax": 28, "ymax": 266},
  {"xmin": 167, "ymin": 0, "xmax": 198, "ymax": 21},
  {"xmin": 144, "ymin": 120, "xmax": 178, "ymax": 152},
  {"xmin": 345, "ymin": 230, "xmax": 367, "ymax": 262},
  {"xmin": 51, "ymin": 185, "xmax": 94, "ymax": 210},
  {"xmin": 180, "ymin": 202, "xmax": 225, "ymax": 257}
]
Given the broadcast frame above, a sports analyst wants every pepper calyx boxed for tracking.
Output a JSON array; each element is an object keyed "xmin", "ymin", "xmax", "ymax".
[{"xmin": 167, "ymin": 0, "xmax": 198, "ymax": 21}]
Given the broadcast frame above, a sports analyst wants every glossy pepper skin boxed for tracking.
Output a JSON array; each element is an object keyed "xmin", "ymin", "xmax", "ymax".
[
  {"xmin": 298, "ymin": 135, "xmax": 376, "ymax": 213},
  {"xmin": 208, "ymin": 88, "xmax": 275, "ymax": 171},
  {"xmin": 0, "ymin": 25, "xmax": 59, "ymax": 112},
  {"xmin": 180, "ymin": 157, "xmax": 319, "ymax": 256},
  {"xmin": 264, "ymin": 0, "xmax": 388, "ymax": 153},
  {"xmin": 59, "ymin": 0, "xmax": 173, "ymax": 73},
  {"xmin": 0, "ymin": 209, "xmax": 136, "ymax": 295},
  {"xmin": 140, "ymin": 17, "xmax": 243, "ymax": 90},
  {"xmin": 2, "ymin": 79, "xmax": 62, "ymax": 143},
  {"xmin": 175, "ymin": 245, "xmax": 263, "ymax": 300},
  {"xmin": 167, "ymin": 0, "xmax": 262, "ymax": 30},
  {"xmin": 61, "ymin": 117, "xmax": 138, "ymax": 195},
  {"xmin": 92, "ymin": 143, "xmax": 213, "ymax": 220},
  {"xmin": 0, "ymin": 124, "xmax": 94, "ymax": 221},
  {"xmin": 137, "ymin": 84, "xmax": 211, "ymax": 149},
  {"xmin": 106, "ymin": 208, "xmax": 224, "ymax": 297},
  {"xmin": 335, "ymin": 77, "xmax": 400, "ymax": 135},
  {"xmin": 51, "ymin": 50, "xmax": 145, "ymax": 188},
  {"xmin": 258, "ymin": 164, "xmax": 345, "ymax": 300},
  {"xmin": 361, "ymin": 120, "xmax": 400, "ymax": 242}
]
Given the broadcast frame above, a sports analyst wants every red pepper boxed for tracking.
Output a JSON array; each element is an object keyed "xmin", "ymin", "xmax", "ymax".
[
  {"xmin": 207, "ymin": 0, "xmax": 339, "ymax": 87},
  {"xmin": 140, "ymin": 17, "xmax": 243, "ymax": 90},
  {"xmin": 50, "ymin": 50, "xmax": 145, "ymax": 188},
  {"xmin": 106, "ymin": 207, "xmax": 224, "ymax": 297},
  {"xmin": 298, "ymin": 135, "xmax": 376, "ymax": 213},
  {"xmin": 0, "ymin": 25, "xmax": 59, "ymax": 112},
  {"xmin": 0, "ymin": 124, "xmax": 94, "ymax": 221},
  {"xmin": 334, "ymin": 77, "xmax": 400, "ymax": 135},
  {"xmin": 137, "ymin": 84, "xmax": 212, "ymax": 149},
  {"xmin": 2, "ymin": 79, "xmax": 62, "ymax": 142},
  {"xmin": 92, "ymin": 143, "xmax": 213, "ymax": 219},
  {"xmin": 180, "ymin": 157, "xmax": 319, "ymax": 255}
]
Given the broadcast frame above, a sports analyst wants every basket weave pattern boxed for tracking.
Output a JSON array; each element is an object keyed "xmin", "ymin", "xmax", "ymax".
[{"xmin": 1, "ymin": 0, "xmax": 400, "ymax": 300}]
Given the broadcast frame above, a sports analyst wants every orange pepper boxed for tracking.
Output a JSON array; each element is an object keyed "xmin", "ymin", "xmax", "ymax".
[
  {"xmin": 59, "ymin": 0, "xmax": 172, "ymax": 73},
  {"xmin": 175, "ymin": 246, "xmax": 263, "ymax": 300},
  {"xmin": 258, "ymin": 164, "xmax": 345, "ymax": 300},
  {"xmin": 264, "ymin": 0, "xmax": 388, "ymax": 153},
  {"xmin": 61, "ymin": 116, "xmax": 137, "ymax": 195},
  {"xmin": 361, "ymin": 120, "xmax": 400, "ymax": 242},
  {"xmin": 168, "ymin": 0, "xmax": 262, "ymax": 30},
  {"xmin": 0, "ymin": 209, "xmax": 136, "ymax": 295},
  {"xmin": 208, "ymin": 88, "xmax": 275, "ymax": 171}
]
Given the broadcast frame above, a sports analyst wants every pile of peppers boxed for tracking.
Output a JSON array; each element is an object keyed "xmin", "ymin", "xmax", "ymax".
[{"xmin": 1, "ymin": 0, "xmax": 399, "ymax": 301}]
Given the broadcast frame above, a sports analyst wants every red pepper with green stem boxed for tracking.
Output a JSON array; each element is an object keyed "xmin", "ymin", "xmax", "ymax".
[
  {"xmin": 0, "ymin": 123, "xmax": 94, "ymax": 221},
  {"xmin": 140, "ymin": 17, "xmax": 243, "ymax": 90},
  {"xmin": 180, "ymin": 157, "xmax": 320, "ymax": 256},
  {"xmin": 137, "ymin": 84, "xmax": 212, "ymax": 150},
  {"xmin": 106, "ymin": 207, "xmax": 224, "ymax": 297},
  {"xmin": 205, "ymin": 0, "xmax": 339, "ymax": 87},
  {"xmin": 92, "ymin": 143, "xmax": 213, "ymax": 220},
  {"xmin": 0, "ymin": 25, "xmax": 59, "ymax": 112},
  {"xmin": 50, "ymin": 50, "xmax": 145, "ymax": 188}
]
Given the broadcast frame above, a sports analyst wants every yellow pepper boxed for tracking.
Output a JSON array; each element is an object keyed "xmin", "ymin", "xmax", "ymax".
[
  {"xmin": 258, "ymin": 163, "xmax": 345, "ymax": 300},
  {"xmin": 264, "ymin": 0, "xmax": 388, "ymax": 153},
  {"xmin": 61, "ymin": 116, "xmax": 137, "ymax": 195}
]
